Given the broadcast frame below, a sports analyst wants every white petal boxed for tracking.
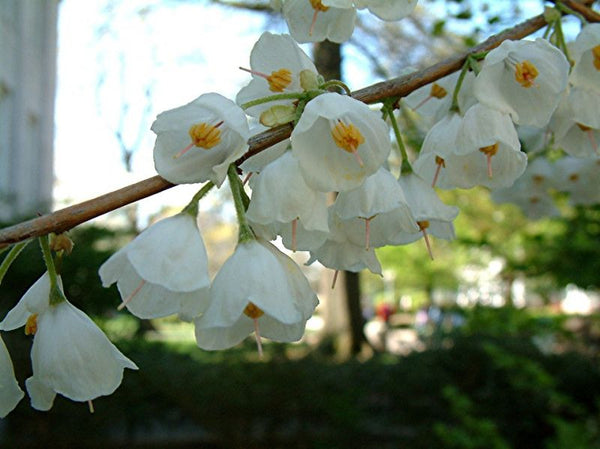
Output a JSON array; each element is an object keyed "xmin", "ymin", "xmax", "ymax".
[
  {"xmin": 25, "ymin": 376, "xmax": 56, "ymax": 412},
  {"xmin": 127, "ymin": 214, "xmax": 210, "ymax": 292},
  {"xmin": 0, "ymin": 336, "xmax": 24, "ymax": 417}
]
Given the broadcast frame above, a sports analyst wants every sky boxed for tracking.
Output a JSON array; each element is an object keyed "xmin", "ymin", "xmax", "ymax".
[{"xmin": 54, "ymin": 0, "xmax": 276, "ymax": 224}]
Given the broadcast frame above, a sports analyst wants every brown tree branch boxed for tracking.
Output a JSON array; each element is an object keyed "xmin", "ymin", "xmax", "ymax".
[{"xmin": 1, "ymin": 1, "xmax": 597, "ymax": 247}]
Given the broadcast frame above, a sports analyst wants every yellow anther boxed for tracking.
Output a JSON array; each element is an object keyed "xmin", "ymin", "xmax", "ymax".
[
  {"xmin": 430, "ymin": 83, "xmax": 447, "ymax": 99},
  {"xmin": 188, "ymin": 122, "xmax": 222, "ymax": 150},
  {"xmin": 310, "ymin": 0, "xmax": 329, "ymax": 12},
  {"xmin": 479, "ymin": 142, "xmax": 499, "ymax": 156},
  {"xmin": 592, "ymin": 45, "xmax": 600, "ymax": 71},
  {"xmin": 244, "ymin": 302, "xmax": 265, "ymax": 319},
  {"xmin": 331, "ymin": 120, "xmax": 365, "ymax": 154},
  {"xmin": 25, "ymin": 314, "xmax": 38, "ymax": 336},
  {"xmin": 417, "ymin": 220, "xmax": 430, "ymax": 231},
  {"xmin": 532, "ymin": 175, "xmax": 545, "ymax": 184},
  {"xmin": 267, "ymin": 69, "xmax": 292, "ymax": 92},
  {"xmin": 515, "ymin": 60, "xmax": 539, "ymax": 88},
  {"xmin": 577, "ymin": 123, "xmax": 592, "ymax": 132},
  {"xmin": 569, "ymin": 173, "xmax": 579, "ymax": 182}
]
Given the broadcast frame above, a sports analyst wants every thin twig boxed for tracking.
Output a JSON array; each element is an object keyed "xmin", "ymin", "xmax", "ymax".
[{"xmin": 1, "ymin": 2, "xmax": 598, "ymax": 247}]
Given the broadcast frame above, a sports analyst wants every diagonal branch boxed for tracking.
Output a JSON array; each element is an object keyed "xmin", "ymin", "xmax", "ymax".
[{"xmin": 0, "ymin": 0, "xmax": 598, "ymax": 247}]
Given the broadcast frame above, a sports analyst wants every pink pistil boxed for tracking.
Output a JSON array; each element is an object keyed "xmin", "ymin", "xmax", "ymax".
[
  {"xmin": 353, "ymin": 149, "xmax": 364, "ymax": 167},
  {"xmin": 309, "ymin": 10, "xmax": 319, "ymax": 36},
  {"xmin": 242, "ymin": 172, "xmax": 253, "ymax": 186},
  {"xmin": 253, "ymin": 318, "xmax": 264, "ymax": 359},
  {"xmin": 364, "ymin": 218, "xmax": 371, "ymax": 251},
  {"xmin": 173, "ymin": 142, "xmax": 194, "ymax": 159},
  {"xmin": 291, "ymin": 218, "xmax": 298, "ymax": 252},
  {"xmin": 118, "ymin": 280, "xmax": 145, "ymax": 311},
  {"xmin": 587, "ymin": 129, "xmax": 598, "ymax": 153},
  {"xmin": 239, "ymin": 66, "xmax": 270, "ymax": 80},
  {"xmin": 486, "ymin": 154, "xmax": 493, "ymax": 178},
  {"xmin": 331, "ymin": 270, "xmax": 339, "ymax": 289},
  {"xmin": 421, "ymin": 228, "xmax": 434, "ymax": 260},
  {"xmin": 413, "ymin": 95, "xmax": 432, "ymax": 111},
  {"xmin": 432, "ymin": 162, "xmax": 443, "ymax": 188}
]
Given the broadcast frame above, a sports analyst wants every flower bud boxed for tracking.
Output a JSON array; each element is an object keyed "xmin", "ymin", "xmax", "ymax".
[
  {"xmin": 50, "ymin": 234, "xmax": 74, "ymax": 255},
  {"xmin": 259, "ymin": 104, "xmax": 297, "ymax": 127},
  {"xmin": 299, "ymin": 69, "xmax": 320, "ymax": 91}
]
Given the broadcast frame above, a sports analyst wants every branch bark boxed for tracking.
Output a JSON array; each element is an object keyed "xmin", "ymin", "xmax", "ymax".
[{"xmin": 0, "ymin": 1, "xmax": 597, "ymax": 247}]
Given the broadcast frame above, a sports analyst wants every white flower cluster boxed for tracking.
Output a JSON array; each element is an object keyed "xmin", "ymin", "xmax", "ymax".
[
  {"xmin": 408, "ymin": 24, "xmax": 600, "ymax": 218},
  {"xmin": 2, "ymin": 3, "xmax": 598, "ymax": 419}
]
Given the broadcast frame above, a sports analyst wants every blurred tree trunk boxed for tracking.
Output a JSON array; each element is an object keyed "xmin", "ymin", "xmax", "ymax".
[{"xmin": 313, "ymin": 40, "xmax": 367, "ymax": 356}]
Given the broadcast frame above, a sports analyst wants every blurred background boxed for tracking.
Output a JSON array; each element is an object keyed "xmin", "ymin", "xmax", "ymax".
[{"xmin": 1, "ymin": 0, "xmax": 599, "ymax": 448}]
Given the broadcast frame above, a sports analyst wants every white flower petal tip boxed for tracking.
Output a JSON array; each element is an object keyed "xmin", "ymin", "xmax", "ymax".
[{"xmin": 152, "ymin": 93, "xmax": 250, "ymax": 186}]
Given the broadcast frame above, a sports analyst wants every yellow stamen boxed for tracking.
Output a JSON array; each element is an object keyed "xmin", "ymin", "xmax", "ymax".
[
  {"xmin": 532, "ymin": 175, "xmax": 545, "ymax": 185},
  {"xmin": 577, "ymin": 123, "xmax": 592, "ymax": 132},
  {"xmin": 188, "ymin": 122, "xmax": 222, "ymax": 149},
  {"xmin": 331, "ymin": 120, "xmax": 365, "ymax": 158},
  {"xmin": 309, "ymin": 0, "xmax": 329, "ymax": 36},
  {"xmin": 243, "ymin": 302, "xmax": 265, "ymax": 319},
  {"xmin": 267, "ymin": 69, "xmax": 292, "ymax": 92},
  {"xmin": 310, "ymin": 0, "xmax": 329, "ymax": 12},
  {"xmin": 515, "ymin": 60, "xmax": 539, "ymax": 88},
  {"xmin": 479, "ymin": 142, "xmax": 499, "ymax": 178},
  {"xmin": 25, "ymin": 314, "xmax": 38, "ymax": 336},
  {"xmin": 592, "ymin": 45, "xmax": 600, "ymax": 71},
  {"xmin": 417, "ymin": 221, "xmax": 434, "ymax": 260},
  {"xmin": 432, "ymin": 156, "xmax": 445, "ymax": 187},
  {"xmin": 430, "ymin": 83, "xmax": 447, "ymax": 99}
]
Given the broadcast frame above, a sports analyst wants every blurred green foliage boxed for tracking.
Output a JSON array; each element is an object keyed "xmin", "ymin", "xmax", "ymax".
[{"xmin": 3, "ymin": 306, "xmax": 600, "ymax": 449}]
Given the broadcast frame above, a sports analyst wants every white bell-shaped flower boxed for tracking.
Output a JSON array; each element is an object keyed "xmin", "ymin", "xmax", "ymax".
[
  {"xmin": 195, "ymin": 240, "xmax": 318, "ymax": 351},
  {"xmin": 283, "ymin": 0, "xmax": 356, "ymax": 43},
  {"xmin": 569, "ymin": 23, "xmax": 600, "ymax": 94},
  {"xmin": 246, "ymin": 151, "xmax": 329, "ymax": 251},
  {"xmin": 0, "ymin": 335, "xmax": 24, "ymax": 418},
  {"xmin": 390, "ymin": 174, "xmax": 459, "ymax": 258},
  {"xmin": 307, "ymin": 208, "xmax": 383, "ymax": 275},
  {"xmin": 403, "ymin": 71, "xmax": 476, "ymax": 126},
  {"xmin": 491, "ymin": 157, "xmax": 559, "ymax": 219},
  {"xmin": 454, "ymin": 103, "xmax": 526, "ymax": 189},
  {"xmin": 291, "ymin": 93, "xmax": 391, "ymax": 192},
  {"xmin": 555, "ymin": 157, "xmax": 600, "ymax": 206},
  {"xmin": 355, "ymin": 0, "xmax": 418, "ymax": 21},
  {"xmin": 332, "ymin": 167, "xmax": 418, "ymax": 249},
  {"xmin": 99, "ymin": 213, "xmax": 210, "ymax": 321},
  {"xmin": 552, "ymin": 87, "xmax": 600, "ymax": 158},
  {"xmin": 152, "ymin": 93, "xmax": 250, "ymax": 186},
  {"xmin": 27, "ymin": 301, "xmax": 138, "ymax": 411},
  {"xmin": 413, "ymin": 112, "xmax": 462, "ymax": 189},
  {"xmin": 236, "ymin": 32, "xmax": 319, "ymax": 118},
  {"xmin": 0, "ymin": 274, "xmax": 137, "ymax": 411},
  {"xmin": 474, "ymin": 38, "xmax": 569, "ymax": 127}
]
